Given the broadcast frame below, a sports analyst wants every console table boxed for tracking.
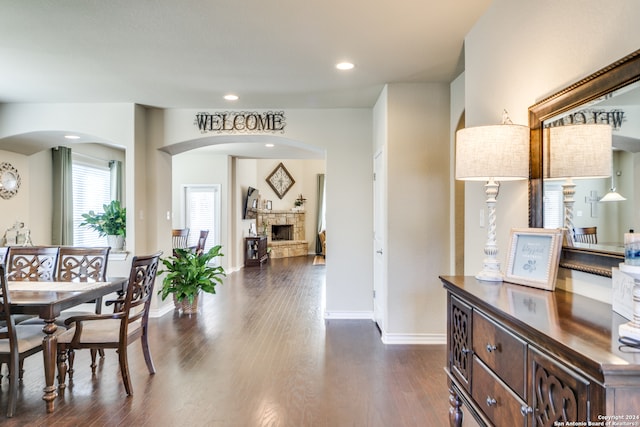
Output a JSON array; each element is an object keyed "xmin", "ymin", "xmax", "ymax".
[{"xmin": 441, "ymin": 276, "xmax": 640, "ymax": 427}]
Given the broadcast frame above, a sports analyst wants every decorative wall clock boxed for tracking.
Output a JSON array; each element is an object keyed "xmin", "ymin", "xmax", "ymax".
[
  {"xmin": 266, "ymin": 162, "xmax": 295, "ymax": 199},
  {"xmin": 0, "ymin": 162, "xmax": 21, "ymax": 200}
]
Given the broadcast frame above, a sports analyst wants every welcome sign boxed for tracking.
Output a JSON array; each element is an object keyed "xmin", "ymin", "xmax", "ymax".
[{"xmin": 194, "ymin": 111, "xmax": 286, "ymax": 134}]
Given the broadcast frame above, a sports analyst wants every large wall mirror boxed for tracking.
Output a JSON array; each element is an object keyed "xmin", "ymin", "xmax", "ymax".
[{"xmin": 529, "ymin": 49, "xmax": 640, "ymax": 277}]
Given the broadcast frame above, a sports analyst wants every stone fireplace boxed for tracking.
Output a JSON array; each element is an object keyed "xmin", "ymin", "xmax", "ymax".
[
  {"xmin": 258, "ymin": 210, "xmax": 307, "ymax": 258},
  {"xmin": 271, "ymin": 224, "xmax": 293, "ymax": 241}
]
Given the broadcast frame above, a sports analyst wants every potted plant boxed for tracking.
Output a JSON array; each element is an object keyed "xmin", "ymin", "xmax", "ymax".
[
  {"xmin": 80, "ymin": 200, "xmax": 127, "ymax": 250},
  {"xmin": 158, "ymin": 246, "xmax": 226, "ymax": 314}
]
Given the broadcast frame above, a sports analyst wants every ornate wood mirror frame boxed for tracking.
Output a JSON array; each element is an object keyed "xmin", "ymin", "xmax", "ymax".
[{"xmin": 529, "ymin": 49, "xmax": 640, "ymax": 277}]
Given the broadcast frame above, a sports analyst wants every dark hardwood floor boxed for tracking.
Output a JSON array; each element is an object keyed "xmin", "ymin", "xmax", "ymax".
[{"xmin": 1, "ymin": 255, "xmax": 449, "ymax": 426}]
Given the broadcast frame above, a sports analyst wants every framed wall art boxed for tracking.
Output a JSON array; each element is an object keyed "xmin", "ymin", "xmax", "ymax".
[{"xmin": 504, "ymin": 228, "xmax": 563, "ymax": 291}]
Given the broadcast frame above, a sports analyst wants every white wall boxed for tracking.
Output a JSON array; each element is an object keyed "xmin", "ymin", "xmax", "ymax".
[
  {"xmin": 378, "ymin": 83, "xmax": 451, "ymax": 339},
  {"xmin": 155, "ymin": 108, "xmax": 374, "ymax": 317},
  {"xmin": 464, "ymin": 0, "xmax": 640, "ymax": 298}
]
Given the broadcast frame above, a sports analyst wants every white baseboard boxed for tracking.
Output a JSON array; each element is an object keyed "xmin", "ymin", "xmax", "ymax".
[
  {"xmin": 324, "ymin": 310, "xmax": 374, "ymax": 320},
  {"xmin": 150, "ymin": 303, "xmax": 175, "ymax": 318},
  {"xmin": 381, "ymin": 332, "xmax": 446, "ymax": 345}
]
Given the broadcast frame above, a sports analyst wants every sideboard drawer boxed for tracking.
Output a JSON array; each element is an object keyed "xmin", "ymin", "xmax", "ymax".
[
  {"xmin": 473, "ymin": 309, "xmax": 527, "ymax": 398},
  {"xmin": 472, "ymin": 355, "xmax": 527, "ymax": 427}
]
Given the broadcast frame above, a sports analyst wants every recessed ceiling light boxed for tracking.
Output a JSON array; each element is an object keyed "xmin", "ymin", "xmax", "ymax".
[
  {"xmin": 224, "ymin": 94, "xmax": 239, "ymax": 101},
  {"xmin": 336, "ymin": 62, "xmax": 354, "ymax": 70},
  {"xmin": 265, "ymin": 143, "xmax": 275, "ymax": 148},
  {"xmin": 64, "ymin": 135, "xmax": 80, "ymax": 140}
]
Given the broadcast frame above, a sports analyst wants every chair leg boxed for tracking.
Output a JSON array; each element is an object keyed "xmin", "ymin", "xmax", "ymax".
[
  {"xmin": 90, "ymin": 349, "xmax": 98, "ymax": 373},
  {"xmin": 7, "ymin": 355, "xmax": 19, "ymax": 417},
  {"xmin": 57, "ymin": 347, "xmax": 68, "ymax": 389},
  {"xmin": 141, "ymin": 331, "xmax": 156, "ymax": 374},
  {"xmin": 99, "ymin": 349, "xmax": 105, "ymax": 358},
  {"xmin": 18, "ymin": 359, "xmax": 25, "ymax": 381},
  {"xmin": 118, "ymin": 345, "xmax": 133, "ymax": 395},
  {"xmin": 68, "ymin": 349, "xmax": 75, "ymax": 383}
]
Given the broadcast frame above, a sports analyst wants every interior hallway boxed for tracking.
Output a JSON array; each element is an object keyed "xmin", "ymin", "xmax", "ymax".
[{"xmin": 2, "ymin": 255, "xmax": 448, "ymax": 426}]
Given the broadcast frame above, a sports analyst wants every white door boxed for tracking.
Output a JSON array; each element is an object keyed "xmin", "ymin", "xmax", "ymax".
[
  {"xmin": 373, "ymin": 149, "xmax": 387, "ymax": 333},
  {"xmin": 184, "ymin": 184, "xmax": 221, "ymax": 255}
]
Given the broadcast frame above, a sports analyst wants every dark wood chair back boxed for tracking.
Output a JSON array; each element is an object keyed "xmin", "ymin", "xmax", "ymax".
[
  {"xmin": 573, "ymin": 226, "xmax": 597, "ymax": 244},
  {"xmin": 195, "ymin": 230, "xmax": 209, "ymax": 256},
  {"xmin": 5, "ymin": 246, "xmax": 59, "ymax": 281},
  {"xmin": 57, "ymin": 247, "xmax": 110, "ymax": 282},
  {"xmin": 172, "ymin": 229, "xmax": 189, "ymax": 248}
]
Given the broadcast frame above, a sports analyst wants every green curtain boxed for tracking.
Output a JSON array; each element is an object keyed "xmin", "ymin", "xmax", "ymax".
[
  {"xmin": 51, "ymin": 146, "xmax": 73, "ymax": 245},
  {"xmin": 109, "ymin": 160, "xmax": 123, "ymax": 202},
  {"xmin": 315, "ymin": 174, "xmax": 325, "ymax": 254}
]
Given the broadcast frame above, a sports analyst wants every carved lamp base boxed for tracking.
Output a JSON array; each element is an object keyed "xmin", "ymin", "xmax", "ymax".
[{"xmin": 618, "ymin": 263, "xmax": 640, "ymax": 341}]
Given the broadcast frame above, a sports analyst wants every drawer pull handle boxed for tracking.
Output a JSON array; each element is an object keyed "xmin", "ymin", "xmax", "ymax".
[
  {"xmin": 486, "ymin": 396, "xmax": 497, "ymax": 407},
  {"xmin": 486, "ymin": 344, "xmax": 497, "ymax": 353},
  {"xmin": 520, "ymin": 405, "xmax": 533, "ymax": 416},
  {"xmin": 461, "ymin": 347, "xmax": 471, "ymax": 354}
]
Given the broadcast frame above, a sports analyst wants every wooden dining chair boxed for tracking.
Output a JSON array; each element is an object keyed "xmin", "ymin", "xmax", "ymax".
[
  {"xmin": 573, "ymin": 226, "xmax": 597, "ymax": 244},
  {"xmin": 0, "ymin": 266, "xmax": 49, "ymax": 417},
  {"xmin": 172, "ymin": 229, "xmax": 190, "ymax": 256},
  {"xmin": 194, "ymin": 230, "xmax": 209, "ymax": 256},
  {"xmin": 5, "ymin": 246, "xmax": 59, "ymax": 281},
  {"xmin": 56, "ymin": 252, "xmax": 161, "ymax": 395}
]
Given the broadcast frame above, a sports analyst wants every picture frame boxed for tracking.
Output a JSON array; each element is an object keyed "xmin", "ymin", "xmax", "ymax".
[{"xmin": 504, "ymin": 228, "xmax": 563, "ymax": 291}]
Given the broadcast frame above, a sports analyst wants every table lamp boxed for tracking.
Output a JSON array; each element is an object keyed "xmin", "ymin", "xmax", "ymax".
[
  {"xmin": 546, "ymin": 124, "xmax": 612, "ymax": 230},
  {"xmin": 456, "ymin": 114, "xmax": 529, "ymax": 282}
]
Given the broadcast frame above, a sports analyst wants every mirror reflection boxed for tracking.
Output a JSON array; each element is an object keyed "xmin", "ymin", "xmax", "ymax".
[{"xmin": 542, "ymin": 80, "xmax": 640, "ymax": 253}]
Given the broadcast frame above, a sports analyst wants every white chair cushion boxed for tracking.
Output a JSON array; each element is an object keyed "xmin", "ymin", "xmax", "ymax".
[
  {"xmin": 57, "ymin": 319, "xmax": 142, "ymax": 344},
  {"xmin": 0, "ymin": 324, "xmax": 47, "ymax": 353}
]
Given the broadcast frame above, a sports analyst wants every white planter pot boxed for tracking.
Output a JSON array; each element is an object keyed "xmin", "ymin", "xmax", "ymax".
[{"xmin": 107, "ymin": 235, "xmax": 125, "ymax": 251}]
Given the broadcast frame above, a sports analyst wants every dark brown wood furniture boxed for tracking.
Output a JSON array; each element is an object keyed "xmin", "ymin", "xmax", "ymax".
[
  {"xmin": 0, "ymin": 266, "xmax": 49, "ymax": 418},
  {"xmin": 573, "ymin": 226, "xmax": 597, "ymax": 244},
  {"xmin": 171, "ymin": 228, "xmax": 190, "ymax": 256},
  {"xmin": 5, "ymin": 246, "xmax": 59, "ymax": 281},
  {"xmin": 441, "ymin": 275, "xmax": 640, "ymax": 427},
  {"xmin": 194, "ymin": 229, "xmax": 209, "ymax": 256},
  {"xmin": 56, "ymin": 252, "xmax": 160, "ymax": 396},
  {"xmin": 245, "ymin": 236, "xmax": 268, "ymax": 267},
  {"xmin": 7, "ymin": 276, "xmax": 128, "ymax": 413}
]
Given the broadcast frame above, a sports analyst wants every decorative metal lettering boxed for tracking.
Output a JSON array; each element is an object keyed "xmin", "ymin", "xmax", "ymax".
[
  {"xmin": 194, "ymin": 111, "xmax": 286, "ymax": 134},
  {"xmin": 544, "ymin": 108, "xmax": 625, "ymax": 130}
]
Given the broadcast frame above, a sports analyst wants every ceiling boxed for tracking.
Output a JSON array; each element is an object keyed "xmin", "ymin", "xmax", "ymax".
[{"xmin": 0, "ymin": 0, "xmax": 492, "ymax": 158}]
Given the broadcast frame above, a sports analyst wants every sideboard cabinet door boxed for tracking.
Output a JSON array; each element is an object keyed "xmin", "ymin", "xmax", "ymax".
[
  {"xmin": 449, "ymin": 295, "xmax": 472, "ymax": 393},
  {"xmin": 529, "ymin": 347, "xmax": 595, "ymax": 426}
]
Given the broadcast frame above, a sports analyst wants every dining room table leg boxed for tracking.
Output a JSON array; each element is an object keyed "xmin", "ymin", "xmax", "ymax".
[{"xmin": 41, "ymin": 319, "xmax": 59, "ymax": 413}]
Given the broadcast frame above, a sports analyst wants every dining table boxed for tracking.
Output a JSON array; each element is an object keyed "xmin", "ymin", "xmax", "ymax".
[{"xmin": 8, "ymin": 277, "xmax": 128, "ymax": 413}]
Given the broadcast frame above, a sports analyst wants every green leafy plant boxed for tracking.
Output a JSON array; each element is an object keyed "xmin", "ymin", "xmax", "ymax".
[
  {"xmin": 158, "ymin": 246, "xmax": 226, "ymax": 304},
  {"xmin": 80, "ymin": 200, "xmax": 126, "ymax": 237}
]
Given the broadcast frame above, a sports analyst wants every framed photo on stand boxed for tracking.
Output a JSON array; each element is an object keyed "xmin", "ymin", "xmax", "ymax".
[{"xmin": 504, "ymin": 228, "xmax": 563, "ymax": 291}]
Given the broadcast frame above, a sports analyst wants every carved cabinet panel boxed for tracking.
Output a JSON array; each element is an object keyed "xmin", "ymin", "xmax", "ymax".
[
  {"xmin": 529, "ymin": 347, "xmax": 590, "ymax": 426},
  {"xmin": 449, "ymin": 295, "xmax": 472, "ymax": 393}
]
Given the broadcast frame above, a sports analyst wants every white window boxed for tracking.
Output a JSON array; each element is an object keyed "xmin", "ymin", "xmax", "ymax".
[
  {"xmin": 543, "ymin": 183, "xmax": 564, "ymax": 229},
  {"xmin": 184, "ymin": 185, "xmax": 220, "ymax": 256},
  {"xmin": 73, "ymin": 159, "xmax": 112, "ymax": 246}
]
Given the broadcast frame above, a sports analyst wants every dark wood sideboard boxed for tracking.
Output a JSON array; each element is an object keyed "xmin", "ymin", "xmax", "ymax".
[{"xmin": 441, "ymin": 276, "xmax": 640, "ymax": 427}]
